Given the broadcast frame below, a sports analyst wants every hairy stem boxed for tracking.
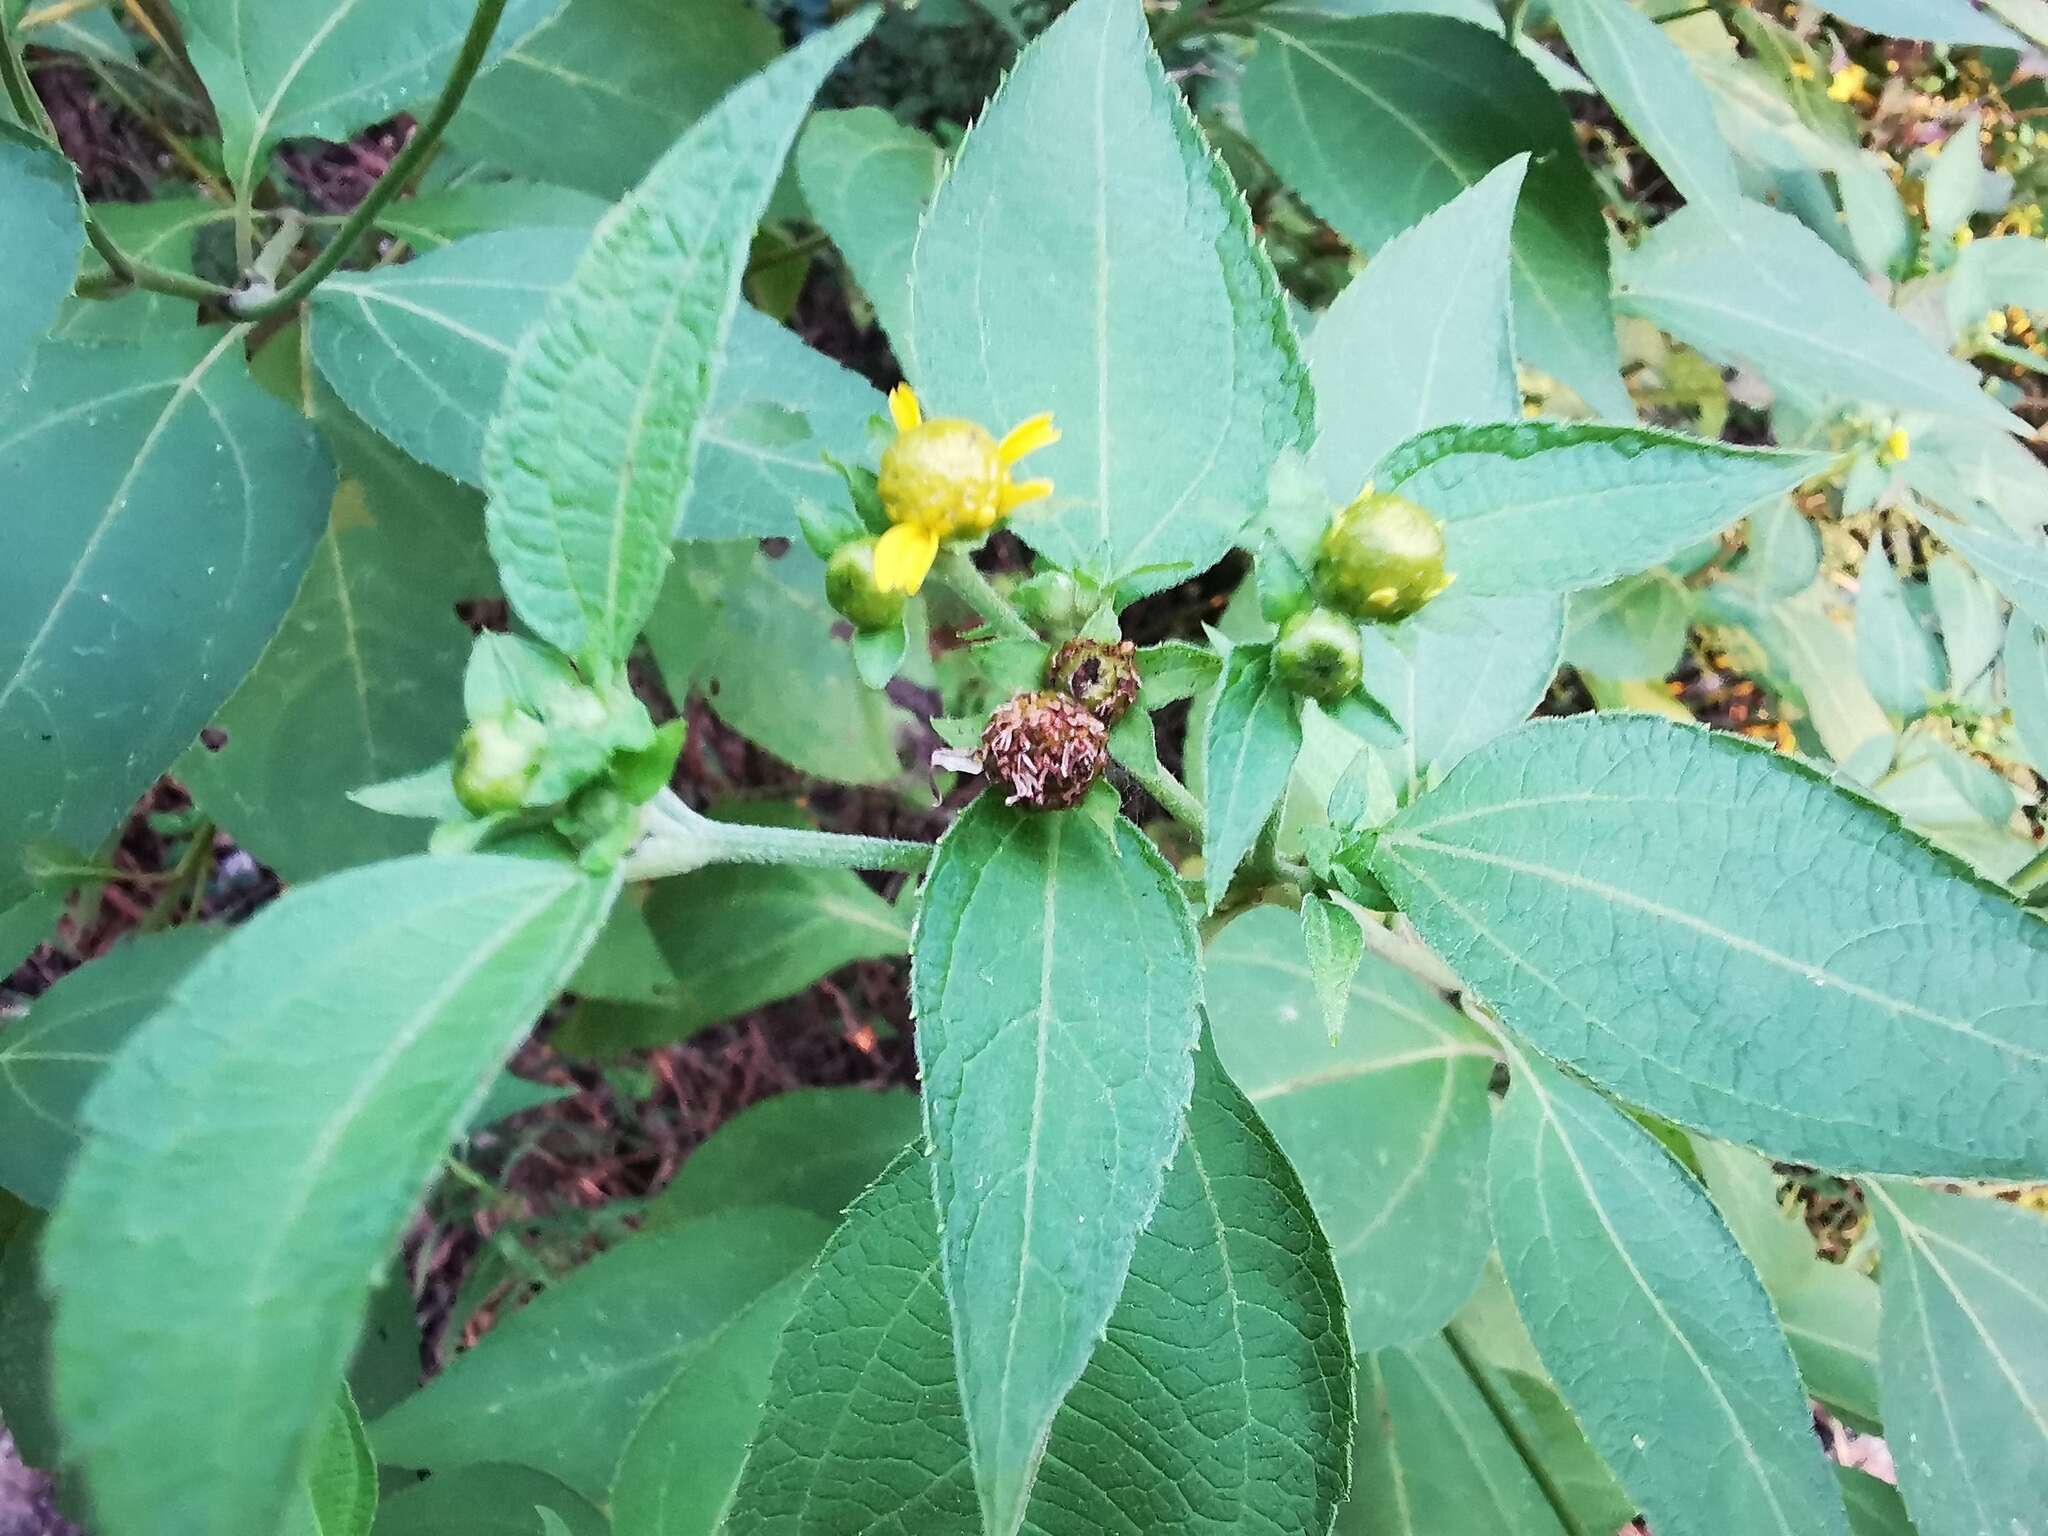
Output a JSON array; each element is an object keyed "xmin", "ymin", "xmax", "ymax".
[
  {"xmin": 938, "ymin": 548, "xmax": 1040, "ymax": 642},
  {"xmin": 231, "ymin": 0, "xmax": 511, "ymax": 319},
  {"xmin": 1441, "ymin": 1325, "xmax": 1595, "ymax": 1536},
  {"xmin": 621, "ymin": 790, "xmax": 934, "ymax": 882},
  {"xmin": 1127, "ymin": 755, "xmax": 1205, "ymax": 838}
]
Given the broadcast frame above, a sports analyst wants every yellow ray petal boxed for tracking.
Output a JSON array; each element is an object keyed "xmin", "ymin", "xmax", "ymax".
[
  {"xmin": 997, "ymin": 412, "xmax": 1060, "ymax": 466},
  {"xmin": 873, "ymin": 521, "xmax": 940, "ymax": 594},
  {"xmin": 887, "ymin": 383, "xmax": 923, "ymax": 434},
  {"xmin": 998, "ymin": 477, "xmax": 1054, "ymax": 512}
]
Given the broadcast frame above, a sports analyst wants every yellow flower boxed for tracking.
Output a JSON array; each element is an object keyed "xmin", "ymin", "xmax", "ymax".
[
  {"xmin": 1880, "ymin": 427, "xmax": 1911, "ymax": 465},
  {"xmin": 1827, "ymin": 64, "xmax": 1868, "ymax": 102},
  {"xmin": 1789, "ymin": 59, "xmax": 1816, "ymax": 81},
  {"xmin": 871, "ymin": 384, "xmax": 1058, "ymax": 595}
]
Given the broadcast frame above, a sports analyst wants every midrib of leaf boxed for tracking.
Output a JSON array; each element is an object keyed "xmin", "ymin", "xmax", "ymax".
[
  {"xmin": 603, "ymin": 204, "xmax": 725, "ymax": 645},
  {"xmin": 1183, "ymin": 1128, "xmax": 1255, "ymax": 1496},
  {"xmin": 988, "ymin": 812, "xmax": 1064, "ymax": 1532},
  {"xmin": 1091, "ymin": 14, "xmax": 1112, "ymax": 554},
  {"xmin": 1258, "ymin": 28, "xmax": 1568, "ymax": 336},
  {"xmin": 1382, "ymin": 832, "xmax": 2040, "ymax": 1060},
  {"xmin": 789, "ymin": 1257, "xmax": 944, "ymax": 1530},
  {"xmin": 1520, "ymin": 1064, "xmax": 1807, "ymax": 1536},
  {"xmin": 1882, "ymin": 1203, "xmax": 1993, "ymax": 1532},
  {"xmin": 1244, "ymin": 1043, "xmax": 1493, "ymax": 1103},
  {"xmin": 331, "ymin": 287, "xmax": 520, "ymax": 357},
  {"xmin": 1400, "ymin": 1348, "xmax": 1539, "ymax": 1526},
  {"xmin": 0, "ymin": 327, "xmax": 245, "ymax": 718},
  {"xmin": 1333, "ymin": 1064, "xmax": 1463, "ymax": 1261},
  {"xmin": 1876, "ymin": 1186, "xmax": 2048, "ymax": 1441},
  {"xmin": 322, "ymin": 533, "xmax": 379, "ymax": 767},
  {"xmin": 237, "ymin": 0, "xmax": 366, "ymax": 189},
  {"xmin": 232, "ymin": 875, "xmax": 584, "ymax": 1347}
]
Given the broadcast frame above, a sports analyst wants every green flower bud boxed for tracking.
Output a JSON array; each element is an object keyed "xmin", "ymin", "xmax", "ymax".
[
  {"xmin": 452, "ymin": 708, "xmax": 547, "ymax": 816},
  {"xmin": 1314, "ymin": 490, "xmax": 1451, "ymax": 623},
  {"xmin": 1046, "ymin": 636, "xmax": 1139, "ymax": 724},
  {"xmin": 1274, "ymin": 606, "xmax": 1364, "ymax": 703},
  {"xmin": 825, "ymin": 537, "xmax": 909, "ymax": 632}
]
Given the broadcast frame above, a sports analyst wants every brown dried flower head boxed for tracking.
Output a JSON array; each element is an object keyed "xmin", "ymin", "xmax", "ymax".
[
  {"xmin": 980, "ymin": 690, "xmax": 1109, "ymax": 811},
  {"xmin": 1046, "ymin": 636, "xmax": 1139, "ymax": 724}
]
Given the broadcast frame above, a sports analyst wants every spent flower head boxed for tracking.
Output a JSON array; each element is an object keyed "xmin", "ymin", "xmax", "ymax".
[{"xmin": 872, "ymin": 384, "xmax": 1058, "ymax": 595}]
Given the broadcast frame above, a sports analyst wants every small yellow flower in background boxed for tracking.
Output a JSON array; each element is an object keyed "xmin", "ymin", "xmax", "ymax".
[
  {"xmin": 1880, "ymin": 427, "xmax": 1911, "ymax": 465},
  {"xmin": 1953, "ymin": 225, "xmax": 1975, "ymax": 248},
  {"xmin": 1826, "ymin": 64, "xmax": 1868, "ymax": 102},
  {"xmin": 871, "ymin": 384, "xmax": 1059, "ymax": 595},
  {"xmin": 1987, "ymin": 309, "xmax": 2010, "ymax": 337},
  {"xmin": 1789, "ymin": 58, "xmax": 1816, "ymax": 81}
]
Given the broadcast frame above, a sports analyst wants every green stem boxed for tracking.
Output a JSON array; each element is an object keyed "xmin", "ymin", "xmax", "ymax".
[
  {"xmin": 2011, "ymin": 843, "xmax": 2048, "ymax": 906},
  {"xmin": 2, "ymin": 7, "xmax": 232, "ymax": 305},
  {"xmin": 1500, "ymin": 0, "xmax": 1530, "ymax": 35},
  {"xmin": 1128, "ymin": 756, "xmax": 1205, "ymax": 838},
  {"xmin": 230, "ymin": 0, "xmax": 510, "ymax": 319},
  {"xmin": 621, "ymin": 790, "xmax": 934, "ymax": 882},
  {"xmin": 1442, "ymin": 1325, "xmax": 1595, "ymax": 1536},
  {"xmin": 938, "ymin": 548, "xmax": 1039, "ymax": 643}
]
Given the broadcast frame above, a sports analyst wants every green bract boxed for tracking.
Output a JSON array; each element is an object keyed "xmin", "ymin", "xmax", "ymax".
[{"xmin": 8, "ymin": 2, "xmax": 2047, "ymax": 1534}]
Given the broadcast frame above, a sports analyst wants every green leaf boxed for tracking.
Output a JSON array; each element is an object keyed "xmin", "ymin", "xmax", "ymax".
[
  {"xmin": 0, "ymin": 125, "xmax": 84, "ymax": 386},
  {"xmin": 564, "ymin": 857, "xmax": 908, "ymax": 1051},
  {"xmin": 2006, "ymin": 623, "xmax": 2048, "ymax": 773},
  {"xmin": 646, "ymin": 1086, "xmax": 921, "ymax": 1229},
  {"xmin": 1822, "ymin": 0, "xmax": 2023, "ymax": 42},
  {"xmin": 1305, "ymin": 157, "xmax": 1523, "ymax": 496},
  {"xmin": 451, "ymin": 0, "xmax": 781, "ymax": 198},
  {"xmin": 1945, "ymin": 235, "xmax": 2048, "ymax": 338},
  {"xmin": 0, "ymin": 332, "xmax": 332, "ymax": 904},
  {"xmin": 1928, "ymin": 552, "xmax": 2003, "ymax": 698},
  {"xmin": 1202, "ymin": 643, "xmax": 1303, "ymax": 910},
  {"xmin": 1342, "ymin": 1338, "xmax": 1570, "ymax": 1536},
  {"xmin": 483, "ymin": 13, "xmax": 876, "ymax": 669},
  {"xmin": 1350, "ymin": 590, "xmax": 1565, "ymax": 792},
  {"xmin": 1206, "ymin": 906, "xmax": 1496, "ymax": 1348},
  {"xmin": 371, "ymin": 1208, "xmax": 828, "ymax": 1502},
  {"xmin": 278, "ymin": 1386, "xmax": 375, "ymax": 1536},
  {"xmin": 909, "ymin": 793, "xmax": 1203, "ymax": 1535},
  {"xmin": 1856, "ymin": 540, "xmax": 1942, "ymax": 719},
  {"xmin": 796, "ymin": 108, "xmax": 943, "ymax": 353},
  {"xmin": 0, "ymin": 926, "xmax": 218, "ymax": 1209},
  {"xmin": 1869, "ymin": 1180, "xmax": 2048, "ymax": 1536},
  {"xmin": 1298, "ymin": 893, "xmax": 1365, "ymax": 1040},
  {"xmin": 1371, "ymin": 713, "xmax": 2048, "ymax": 1176},
  {"xmin": 724, "ymin": 1041, "xmax": 1353, "ymax": 1536},
  {"xmin": 1242, "ymin": 12, "xmax": 1627, "ymax": 418},
  {"xmin": 177, "ymin": 396, "xmax": 493, "ymax": 882},
  {"xmin": 611, "ymin": 1271, "xmax": 812, "ymax": 1536},
  {"xmin": 1547, "ymin": 0, "xmax": 1740, "ymax": 208},
  {"xmin": 908, "ymin": 0, "xmax": 1312, "ymax": 587},
  {"xmin": 1616, "ymin": 201, "xmax": 2020, "ymax": 431},
  {"xmin": 374, "ymin": 1464, "xmax": 606, "ymax": 1536},
  {"xmin": 42, "ymin": 853, "xmax": 613, "ymax": 1536},
  {"xmin": 1744, "ymin": 499, "xmax": 1823, "ymax": 599},
  {"xmin": 310, "ymin": 226, "xmax": 588, "ymax": 486},
  {"xmin": 646, "ymin": 542, "xmax": 909, "ymax": 784},
  {"xmin": 1373, "ymin": 421, "xmax": 1821, "ymax": 597},
  {"xmin": 368, "ymin": 181, "xmax": 610, "ymax": 247},
  {"xmin": 1838, "ymin": 1467, "xmax": 1916, "ymax": 1536},
  {"xmin": 680, "ymin": 308, "xmax": 888, "ymax": 541},
  {"xmin": 1694, "ymin": 1139, "xmax": 1881, "ymax": 1428},
  {"xmin": 177, "ymin": 0, "xmax": 560, "ymax": 202},
  {"xmin": 1490, "ymin": 1054, "xmax": 1852, "ymax": 1536},
  {"xmin": 1924, "ymin": 111, "xmax": 1991, "ymax": 247},
  {"xmin": 1565, "ymin": 570, "xmax": 1690, "ymax": 681}
]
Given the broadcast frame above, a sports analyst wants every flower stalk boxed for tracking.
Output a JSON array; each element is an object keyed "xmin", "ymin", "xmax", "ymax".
[{"xmin": 621, "ymin": 789, "xmax": 934, "ymax": 881}]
